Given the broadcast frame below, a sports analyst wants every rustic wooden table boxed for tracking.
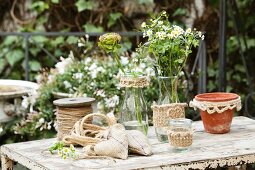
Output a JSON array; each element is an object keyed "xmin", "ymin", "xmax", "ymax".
[{"xmin": 1, "ymin": 116, "xmax": 255, "ymax": 170}]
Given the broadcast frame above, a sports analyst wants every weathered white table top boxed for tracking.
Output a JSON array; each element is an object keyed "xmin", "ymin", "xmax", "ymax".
[{"xmin": 1, "ymin": 116, "xmax": 255, "ymax": 170}]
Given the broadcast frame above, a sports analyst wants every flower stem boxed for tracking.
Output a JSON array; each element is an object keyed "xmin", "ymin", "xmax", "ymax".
[
  {"xmin": 113, "ymin": 52, "xmax": 125, "ymax": 73},
  {"xmin": 134, "ymin": 88, "xmax": 148, "ymax": 135}
]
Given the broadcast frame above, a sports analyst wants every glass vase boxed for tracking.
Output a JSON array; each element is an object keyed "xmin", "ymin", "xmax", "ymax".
[
  {"xmin": 153, "ymin": 76, "xmax": 186, "ymax": 143},
  {"xmin": 158, "ymin": 76, "xmax": 179, "ymax": 104},
  {"xmin": 120, "ymin": 76, "xmax": 149, "ymax": 135}
]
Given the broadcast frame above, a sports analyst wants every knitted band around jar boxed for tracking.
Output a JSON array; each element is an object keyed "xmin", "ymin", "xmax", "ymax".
[
  {"xmin": 152, "ymin": 103, "xmax": 187, "ymax": 128},
  {"xmin": 168, "ymin": 128, "xmax": 193, "ymax": 148},
  {"xmin": 189, "ymin": 96, "xmax": 242, "ymax": 114},
  {"xmin": 119, "ymin": 76, "xmax": 149, "ymax": 88}
]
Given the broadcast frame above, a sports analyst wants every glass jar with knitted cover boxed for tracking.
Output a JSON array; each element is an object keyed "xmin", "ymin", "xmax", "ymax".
[
  {"xmin": 152, "ymin": 76, "xmax": 187, "ymax": 143},
  {"xmin": 168, "ymin": 118, "xmax": 193, "ymax": 152},
  {"xmin": 119, "ymin": 75, "xmax": 149, "ymax": 135}
]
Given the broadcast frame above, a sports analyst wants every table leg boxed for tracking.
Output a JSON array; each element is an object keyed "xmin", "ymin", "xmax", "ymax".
[{"xmin": 1, "ymin": 155, "xmax": 13, "ymax": 170}]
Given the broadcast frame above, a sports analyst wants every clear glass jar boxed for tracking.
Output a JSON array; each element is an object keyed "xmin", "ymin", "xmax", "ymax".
[
  {"xmin": 120, "ymin": 76, "xmax": 149, "ymax": 135},
  {"xmin": 167, "ymin": 118, "xmax": 193, "ymax": 152}
]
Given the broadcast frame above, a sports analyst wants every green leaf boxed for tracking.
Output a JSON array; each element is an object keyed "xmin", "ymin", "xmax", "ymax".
[
  {"xmin": 108, "ymin": 12, "xmax": 122, "ymax": 28},
  {"xmin": 30, "ymin": 60, "xmax": 42, "ymax": 71},
  {"xmin": 174, "ymin": 58, "xmax": 184, "ymax": 64},
  {"xmin": 0, "ymin": 58, "xmax": 6, "ymax": 72},
  {"xmin": 3, "ymin": 36, "xmax": 18, "ymax": 46},
  {"xmin": 75, "ymin": 0, "xmax": 93, "ymax": 12},
  {"xmin": 6, "ymin": 49, "xmax": 24, "ymax": 66},
  {"xmin": 51, "ymin": 37, "xmax": 64, "ymax": 46},
  {"xmin": 172, "ymin": 8, "xmax": 187, "ymax": 17},
  {"xmin": 226, "ymin": 86, "xmax": 233, "ymax": 92},
  {"xmin": 29, "ymin": 47, "xmax": 41, "ymax": 56},
  {"xmin": 31, "ymin": 1, "xmax": 49, "ymax": 13},
  {"xmin": 32, "ymin": 36, "xmax": 48, "ymax": 44},
  {"xmin": 66, "ymin": 36, "xmax": 78, "ymax": 44},
  {"xmin": 83, "ymin": 24, "xmax": 104, "ymax": 33},
  {"xmin": 234, "ymin": 64, "xmax": 246, "ymax": 73},
  {"xmin": 54, "ymin": 49, "xmax": 63, "ymax": 57},
  {"xmin": 51, "ymin": 0, "xmax": 59, "ymax": 3},
  {"xmin": 138, "ymin": 0, "xmax": 153, "ymax": 4}
]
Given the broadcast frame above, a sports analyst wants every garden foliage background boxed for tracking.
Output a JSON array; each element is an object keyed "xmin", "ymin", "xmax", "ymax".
[{"xmin": 0, "ymin": 0, "xmax": 255, "ymax": 144}]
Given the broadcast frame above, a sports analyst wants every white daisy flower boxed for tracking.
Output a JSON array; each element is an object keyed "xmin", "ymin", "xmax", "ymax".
[{"xmin": 141, "ymin": 22, "xmax": 146, "ymax": 28}]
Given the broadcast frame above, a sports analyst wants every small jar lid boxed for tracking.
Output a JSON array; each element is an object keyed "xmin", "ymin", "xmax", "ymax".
[{"xmin": 53, "ymin": 97, "xmax": 95, "ymax": 107}]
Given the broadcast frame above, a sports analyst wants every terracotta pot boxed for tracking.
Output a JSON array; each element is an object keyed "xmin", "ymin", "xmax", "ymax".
[{"xmin": 195, "ymin": 92, "xmax": 239, "ymax": 134}]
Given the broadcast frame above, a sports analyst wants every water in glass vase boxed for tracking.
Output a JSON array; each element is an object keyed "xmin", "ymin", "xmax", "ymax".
[{"xmin": 123, "ymin": 120, "xmax": 148, "ymax": 133}]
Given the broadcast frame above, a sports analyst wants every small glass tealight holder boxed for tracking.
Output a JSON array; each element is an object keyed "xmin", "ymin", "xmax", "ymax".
[{"xmin": 167, "ymin": 118, "xmax": 193, "ymax": 152}]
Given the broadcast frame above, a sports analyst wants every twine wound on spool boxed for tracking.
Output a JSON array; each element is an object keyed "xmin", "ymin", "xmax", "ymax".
[
  {"xmin": 152, "ymin": 103, "xmax": 187, "ymax": 127},
  {"xmin": 53, "ymin": 97, "xmax": 95, "ymax": 140}
]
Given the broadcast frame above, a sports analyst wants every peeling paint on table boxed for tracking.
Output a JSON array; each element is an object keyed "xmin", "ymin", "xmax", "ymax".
[{"xmin": 1, "ymin": 116, "xmax": 255, "ymax": 170}]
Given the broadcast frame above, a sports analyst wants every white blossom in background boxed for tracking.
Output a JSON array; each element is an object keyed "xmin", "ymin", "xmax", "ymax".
[
  {"xmin": 78, "ymin": 42, "xmax": 84, "ymax": 47},
  {"xmin": 105, "ymin": 95, "xmax": 119, "ymax": 108},
  {"xmin": 145, "ymin": 67, "xmax": 155, "ymax": 76},
  {"xmin": 85, "ymin": 34, "xmax": 89, "ymax": 40},
  {"xmin": 95, "ymin": 89, "xmax": 106, "ymax": 98},
  {"xmin": 35, "ymin": 74, "xmax": 42, "ymax": 83},
  {"xmin": 84, "ymin": 57, "xmax": 92, "ymax": 65},
  {"xmin": 55, "ymin": 51, "xmax": 74, "ymax": 74},
  {"xmin": 73, "ymin": 72, "xmax": 83, "ymax": 83},
  {"xmin": 35, "ymin": 117, "xmax": 45, "ymax": 130},
  {"xmin": 21, "ymin": 89, "xmax": 38, "ymax": 112},
  {"xmin": 185, "ymin": 28, "xmax": 192, "ymax": 35},
  {"xmin": 141, "ymin": 22, "xmax": 146, "ymax": 28},
  {"xmin": 89, "ymin": 63, "xmax": 97, "ymax": 71},
  {"xmin": 201, "ymin": 35, "xmax": 205, "ymax": 40},
  {"xmin": 120, "ymin": 56, "xmax": 129, "ymax": 65},
  {"xmin": 89, "ymin": 82, "xmax": 96, "ymax": 90},
  {"xmin": 89, "ymin": 63, "xmax": 105, "ymax": 79},
  {"xmin": 47, "ymin": 75, "xmax": 54, "ymax": 83},
  {"xmin": 47, "ymin": 121, "xmax": 52, "ymax": 130},
  {"xmin": 21, "ymin": 96, "xmax": 29, "ymax": 109},
  {"xmin": 63, "ymin": 81, "xmax": 72, "ymax": 89}
]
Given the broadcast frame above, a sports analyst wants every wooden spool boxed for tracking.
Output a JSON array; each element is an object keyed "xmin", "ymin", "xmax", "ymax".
[{"xmin": 53, "ymin": 97, "xmax": 95, "ymax": 140}]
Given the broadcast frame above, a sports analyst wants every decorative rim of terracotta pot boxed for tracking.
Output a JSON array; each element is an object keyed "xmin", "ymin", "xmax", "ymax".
[{"xmin": 195, "ymin": 92, "xmax": 239, "ymax": 102}]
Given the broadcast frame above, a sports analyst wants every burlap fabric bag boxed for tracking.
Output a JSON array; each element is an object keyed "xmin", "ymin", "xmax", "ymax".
[
  {"xmin": 84, "ymin": 124, "xmax": 128, "ymax": 159},
  {"xmin": 126, "ymin": 130, "xmax": 152, "ymax": 156},
  {"xmin": 63, "ymin": 113, "xmax": 152, "ymax": 159}
]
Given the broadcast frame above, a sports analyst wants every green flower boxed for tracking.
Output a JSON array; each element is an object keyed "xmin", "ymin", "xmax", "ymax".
[{"xmin": 98, "ymin": 33, "xmax": 121, "ymax": 53}]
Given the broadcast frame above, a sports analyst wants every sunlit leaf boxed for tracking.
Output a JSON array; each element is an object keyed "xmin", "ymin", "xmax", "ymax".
[
  {"xmin": 83, "ymin": 24, "xmax": 104, "ymax": 33},
  {"xmin": 75, "ymin": 0, "xmax": 93, "ymax": 12},
  {"xmin": 6, "ymin": 49, "xmax": 24, "ymax": 66},
  {"xmin": 108, "ymin": 12, "xmax": 122, "ymax": 28}
]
